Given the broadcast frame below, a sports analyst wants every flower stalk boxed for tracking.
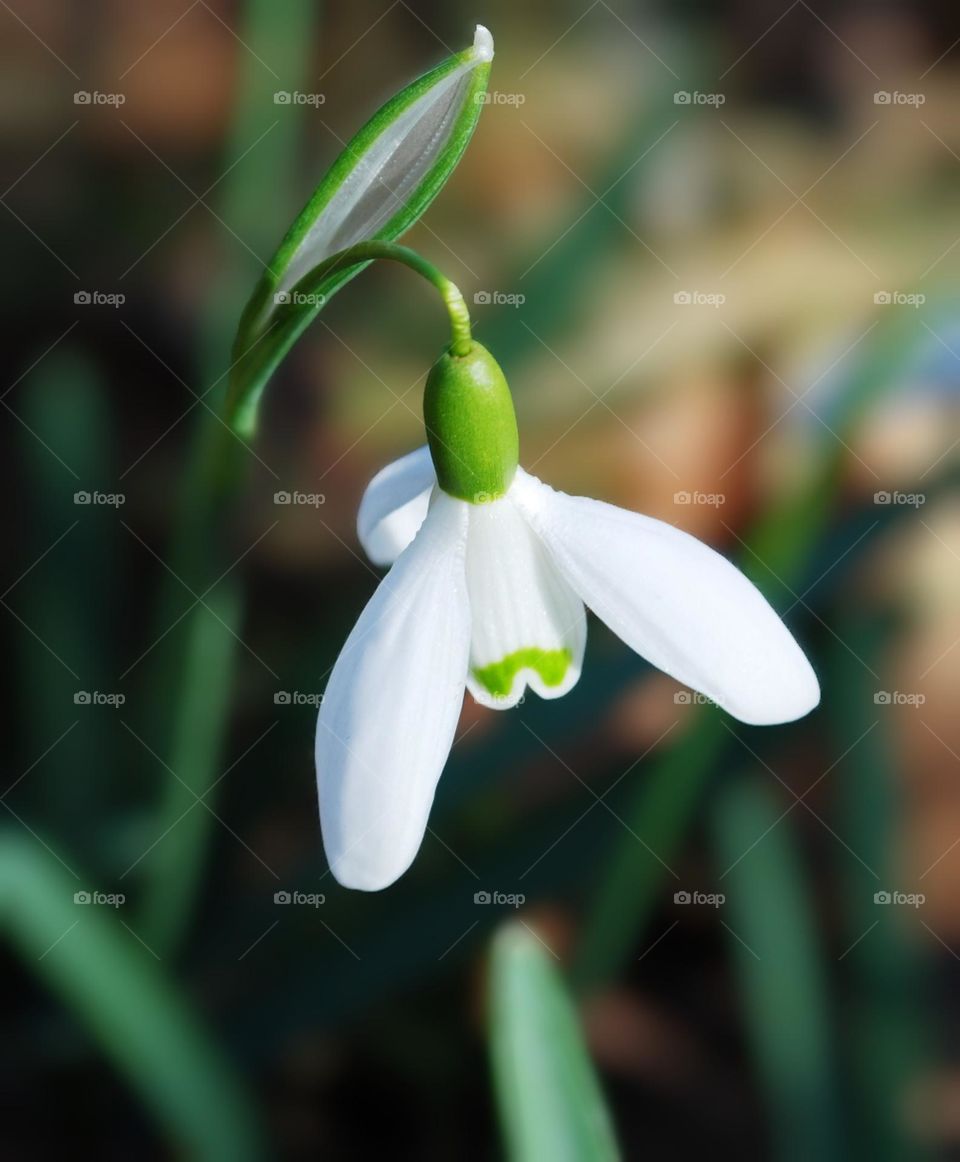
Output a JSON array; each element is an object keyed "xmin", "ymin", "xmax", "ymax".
[
  {"xmin": 302, "ymin": 240, "xmax": 473, "ymax": 357},
  {"xmin": 226, "ymin": 241, "xmax": 474, "ymax": 438}
]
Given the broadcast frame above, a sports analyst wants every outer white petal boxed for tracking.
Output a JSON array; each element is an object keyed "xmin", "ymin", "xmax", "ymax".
[
  {"xmin": 464, "ymin": 494, "xmax": 586, "ymax": 710},
  {"xmin": 356, "ymin": 445, "xmax": 435, "ymax": 567},
  {"xmin": 511, "ymin": 470, "xmax": 819, "ymax": 726},
  {"xmin": 317, "ymin": 490, "xmax": 470, "ymax": 890}
]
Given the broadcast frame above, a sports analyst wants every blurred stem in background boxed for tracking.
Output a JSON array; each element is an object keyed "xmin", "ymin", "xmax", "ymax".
[
  {"xmin": 488, "ymin": 922, "xmax": 620, "ymax": 1161},
  {"xmin": 711, "ymin": 776, "xmax": 843, "ymax": 1162},
  {"xmin": 18, "ymin": 353, "xmax": 119, "ymax": 867},
  {"xmin": 571, "ymin": 710, "xmax": 725, "ymax": 983},
  {"xmin": 828, "ymin": 616, "xmax": 931, "ymax": 1162},
  {"xmin": 137, "ymin": 0, "xmax": 317, "ymax": 956}
]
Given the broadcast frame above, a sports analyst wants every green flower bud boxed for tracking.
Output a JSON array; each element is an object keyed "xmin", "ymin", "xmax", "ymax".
[{"xmin": 423, "ymin": 341, "xmax": 519, "ymax": 503}]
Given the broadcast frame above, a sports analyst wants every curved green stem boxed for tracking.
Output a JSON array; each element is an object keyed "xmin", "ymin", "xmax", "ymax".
[
  {"xmin": 322, "ymin": 241, "xmax": 472, "ymax": 356},
  {"xmin": 227, "ymin": 241, "xmax": 472, "ymax": 437}
]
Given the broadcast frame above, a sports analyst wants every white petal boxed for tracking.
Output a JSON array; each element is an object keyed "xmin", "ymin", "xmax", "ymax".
[
  {"xmin": 357, "ymin": 445, "xmax": 436, "ymax": 566},
  {"xmin": 464, "ymin": 494, "xmax": 586, "ymax": 710},
  {"xmin": 317, "ymin": 490, "xmax": 471, "ymax": 890},
  {"xmin": 511, "ymin": 471, "xmax": 819, "ymax": 726}
]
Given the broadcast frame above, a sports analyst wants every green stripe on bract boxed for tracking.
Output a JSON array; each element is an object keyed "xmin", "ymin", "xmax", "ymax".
[{"xmin": 473, "ymin": 648, "xmax": 572, "ymax": 698}]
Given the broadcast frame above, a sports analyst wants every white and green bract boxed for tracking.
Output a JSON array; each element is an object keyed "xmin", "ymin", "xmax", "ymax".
[
  {"xmin": 316, "ymin": 449, "xmax": 821, "ymax": 891},
  {"xmin": 228, "ymin": 25, "xmax": 494, "ymax": 436}
]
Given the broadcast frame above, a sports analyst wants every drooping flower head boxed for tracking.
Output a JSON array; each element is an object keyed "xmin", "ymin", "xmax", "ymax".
[
  {"xmin": 316, "ymin": 341, "xmax": 819, "ymax": 890},
  {"xmin": 223, "ymin": 23, "xmax": 819, "ymax": 893}
]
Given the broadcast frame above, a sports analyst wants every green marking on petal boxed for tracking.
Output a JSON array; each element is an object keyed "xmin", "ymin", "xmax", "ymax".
[{"xmin": 472, "ymin": 648, "xmax": 572, "ymax": 698}]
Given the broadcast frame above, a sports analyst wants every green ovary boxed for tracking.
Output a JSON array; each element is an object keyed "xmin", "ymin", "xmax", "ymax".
[
  {"xmin": 472, "ymin": 648, "xmax": 572, "ymax": 698},
  {"xmin": 423, "ymin": 341, "xmax": 519, "ymax": 503}
]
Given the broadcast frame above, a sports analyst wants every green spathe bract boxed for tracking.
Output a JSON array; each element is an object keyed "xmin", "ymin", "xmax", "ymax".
[
  {"xmin": 473, "ymin": 647, "xmax": 572, "ymax": 698},
  {"xmin": 423, "ymin": 341, "xmax": 519, "ymax": 503},
  {"xmin": 228, "ymin": 29, "xmax": 493, "ymax": 438}
]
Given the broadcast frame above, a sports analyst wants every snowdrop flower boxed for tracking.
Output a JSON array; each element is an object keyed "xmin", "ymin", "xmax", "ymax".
[
  {"xmin": 317, "ymin": 342, "xmax": 819, "ymax": 890},
  {"xmin": 219, "ymin": 22, "xmax": 809, "ymax": 892}
]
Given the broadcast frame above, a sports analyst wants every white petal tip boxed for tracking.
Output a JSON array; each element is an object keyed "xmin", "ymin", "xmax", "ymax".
[
  {"xmin": 466, "ymin": 677, "xmax": 524, "ymax": 711},
  {"xmin": 725, "ymin": 658, "xmax": 821, "ymax": 726},
  {"xmin": 328, "ymin": 855, "xmax": 408, "ymax": 893},
  {"xmin": 466, "ymin": 659, "xmax": 582, "ymax": 711},
  {"xmin": 473, "ymin": 24, "xmax": 494, "ymax": 62}
]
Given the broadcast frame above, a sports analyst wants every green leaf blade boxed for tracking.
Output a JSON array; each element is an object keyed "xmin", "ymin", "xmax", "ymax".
[
  {"xmin": 489, "ymin": 923, "xmax": 621, "ymax": 1162},
  {"xmin": 710, "ymin": 776, "xmax": 843, "ymax": 1162},
  {"xmin": 0, "ymin": 832, "xmax": 262, "ymax": 1160}
]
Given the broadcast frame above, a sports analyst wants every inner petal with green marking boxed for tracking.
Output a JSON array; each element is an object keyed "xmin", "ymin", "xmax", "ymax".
[
  {"xmin": 464, "ymin": 493, "xmax": 587, "ymax": 710},
  {"xmin": 472, "ymin": 648, "xmax": 574, "ymax": 699}
]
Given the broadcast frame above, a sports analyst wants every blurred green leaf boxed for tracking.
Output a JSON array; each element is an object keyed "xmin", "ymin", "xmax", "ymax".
[
  {"xmin": 138, "ymin": 0, "xmax": 318, "ymax": 958},
  {"xmin": 138, "ymin": 583, "xmax": 242, "ymax": 950},
  {"xmin": 17, "ymin": 351, "xmax": 121, "ymax": 859},
  {"xmin": 489, "ymin": 922, "xmax": 620, "ymax": 1162},
  {"xmin": 0, "ymin": 831, "xmax": 262, "ymax": 1160},
  {"xmin": 828, "ymin": 615, "xmax": 930, "ymax": 1162},
  {"xmin": 710, "ymin": 775, "xmax": 842, "ymax": 1162},
  {"xmin": 572, "ymin": 709, "xmax": 725, "ymax": 989}
]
